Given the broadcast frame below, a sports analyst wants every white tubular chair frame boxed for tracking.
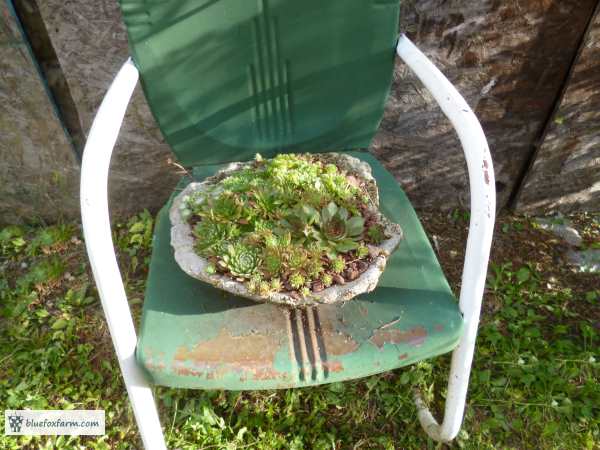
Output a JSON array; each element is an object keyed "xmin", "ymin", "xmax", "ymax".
[
  {"xmin": 396, "ymin": 35, "xmax": 496, "ymax": 442},
  {"xmin": 80, "ymin": 58, "xmax": 167, "ymax": 450},
  {"xmin": 80, "ymin": 35, "xmax": 495, "ymax": 448}
]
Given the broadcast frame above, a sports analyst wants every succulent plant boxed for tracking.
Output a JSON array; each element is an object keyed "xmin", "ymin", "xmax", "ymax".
[
  {"xmin": 194, "ymin": 221, "xmax": 238, "ymax": 256},
  {"xmin": 331, "ymin": 256, "xmax": 346, "ymax": 274},
  {"xmin": 258, "ymin": 281, "xmax": 271, "ymax": 296},
  {"xmin": 211, "ymin": 193, "xmax": 243, "ymax": 222},
  {"xmin": 270, "ymin": 278, "xmax": 283, "ymax": 292},
  {"xmin": 247, "ymin": 274, "xmax": 263, "ymax": 293},
  {"xmin": 218, "ymin": 243, "xmax": 260, "ymax": 279},
  {"xmin": 287, "ymin": 248, "xmax": 309, "ymax": 271},
  {"xmin": 264, "ymin": 253, "xmax": 283, "ymax": 276},
  {"xmin": 263, "ymin": 232, "xmax": 279, "ymax": 249},
  {"xmin": 279, "ymin": 204, "xmax": 320, "ymax": 240},
  {"xmin": 289, "ymin": 273, "xmax": 306, "ymax": 290},
  {"xmin": 184, "ymin": 192, "xmax": 205, "ymax": 213},
  {"xmin": 306, "ymin": 257, "xmax": 325, "ymax": 278},
  {"xmin": 321, "ymin": 273, "xmax": 333, "ymax": 287},
  {"xmin": 252, "ymin": 188, "xmax": 280, "ymax": 216},
  {"xmin": 324, "ymin": 163, "xmax": 338, "ymax": 175},
  {"xmin": 356, "ymin": 244, "xmax": 370, "ymax": 259},
  {"xmin": 367, "ymin": 224, "xmax": 386, "ymax": 245},
  {"xmin": 318, "ymin": 202, "xmax": 365, "ymax": 253},
  {"xmin": 182, "ymin": 153, "xmax": 393, "ymax": 301}
]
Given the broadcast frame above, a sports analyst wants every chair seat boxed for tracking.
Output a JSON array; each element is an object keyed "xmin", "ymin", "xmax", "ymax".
[{"xmin": 136, "ymin": 151, "xmax": 463, "ymax": 390}]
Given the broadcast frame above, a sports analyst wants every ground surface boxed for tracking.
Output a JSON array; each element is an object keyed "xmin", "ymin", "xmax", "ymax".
[{"xmin": 0, "ymin": 209, "xmax": 598, "ymax": 449}]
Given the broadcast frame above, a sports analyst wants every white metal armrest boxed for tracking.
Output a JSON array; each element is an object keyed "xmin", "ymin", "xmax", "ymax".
[
  {"xmin": 397, "ymin": 36, "xmax": 496, "ymax": 442},
  {"xmin": 80, "ymin": 58, "xmax": 166, "ymax": 450}
]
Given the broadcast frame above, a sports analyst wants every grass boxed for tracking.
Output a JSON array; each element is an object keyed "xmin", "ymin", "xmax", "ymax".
[{"xmin": 0, "ymin": 210, "xmax": 598, "ymax": 449}]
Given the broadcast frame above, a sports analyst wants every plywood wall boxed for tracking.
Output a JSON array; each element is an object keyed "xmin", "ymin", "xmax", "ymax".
[
  {"xmin": 373, "ymin": 0, "xmax": 598, "ymax": 211},
  {"xmin": 0, "ymin": 2, "xmax": 79, "ymax": 224},
  {"xmin": 515, "ymin": 4, "xmax": 600, "ymax": 213},
  {"xmin": 2, "ymin": 0, "xmax": 599, "ymax": 223},
  {"xmin": 34, "ymin": 0, "xmax": 180, "ymax": 218}
]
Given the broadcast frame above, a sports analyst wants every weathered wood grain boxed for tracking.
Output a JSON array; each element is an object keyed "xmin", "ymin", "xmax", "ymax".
[
  {"xmin": 18, "ymin": 0, "xmax": 599, "ymax": 219},
  {"xmin": 515, "ymin": 5, "xmax": 600, "ymax": 214},
  {"xmin": 34, "ymin": 0, "xmax": 180, "ymax": 218},
  {"xmin": 0, "ymin": 3, "xmax": 79, "ymax": 224},
  {"xmin": 373, "ymin": 0, "xmax": 597, "ymax": 210}
]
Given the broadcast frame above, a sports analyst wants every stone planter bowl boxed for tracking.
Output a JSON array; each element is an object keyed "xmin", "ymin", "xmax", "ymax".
[{"xmin": 170, "ymin": 153, "xmax": 403, "ymax": 307}]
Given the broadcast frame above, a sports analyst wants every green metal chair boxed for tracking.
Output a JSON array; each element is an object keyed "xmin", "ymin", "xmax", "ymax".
[{"xmin": 80, "ymin": 1, "xmax": 496, "ymax": 448}]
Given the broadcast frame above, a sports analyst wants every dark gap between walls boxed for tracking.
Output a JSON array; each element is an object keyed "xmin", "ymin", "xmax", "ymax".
[
  {"xmin": 508, "ymin": 0, "xmax": 600, "ymax": 209},
  {"xmin": 10, "ymin": 0, "xmax": 86, "ymax": 162}
]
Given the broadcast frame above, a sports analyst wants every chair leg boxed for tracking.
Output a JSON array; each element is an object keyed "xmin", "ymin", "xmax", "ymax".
[
  {"xmin": 413, "ymin": 277, "xmax": 484, "ymax": 443},
  {"xmin": 121, "ymin": 354, "xmax": 167, "ymax": 450},
  {"xmin": 80, "ymin": 58, "xmax": 167, "ymax": 449},
  {"xmin": 396, "ymin": 35, "xmax": 496, "ymax": 443},
  {"xmin": 413, "ymin": 332, "xmax": 478, "ymax": 443}
]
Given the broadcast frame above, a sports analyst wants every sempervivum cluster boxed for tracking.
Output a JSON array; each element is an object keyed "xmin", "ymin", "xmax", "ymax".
[{"xmin": 180, "ymin": 153, "xmax": 390, "ymax": 299}]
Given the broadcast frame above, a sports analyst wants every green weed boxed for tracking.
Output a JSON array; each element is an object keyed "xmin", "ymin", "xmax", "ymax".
[{"xmin": 0, "ymin": 213, "xmax": 598, "ymax": 449}]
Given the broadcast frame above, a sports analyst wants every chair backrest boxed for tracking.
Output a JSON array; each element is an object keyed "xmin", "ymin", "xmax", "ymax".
[{"xmin": 119, "ymin": 0, "xmax": 400, "ymax": 166}]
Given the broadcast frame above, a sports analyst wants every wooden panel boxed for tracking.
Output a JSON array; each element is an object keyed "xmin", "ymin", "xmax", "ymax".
[
  {"xmin": 0, "ymin": 3, "xmax": 79, "ymax": 224},
  {"xmin": 21, "ymin": 0, "xmax": 599, "ymax": 216},
  {"xmin": 515, "ymin": 4, "xmax": 600, "ymax": 214},
  {"xmin": 372, "ymin": 0, "xmax": 597, "ymax": 210},
  {"xmin": 33, "ymin": 0, "xmax": 180, "ymax": 218}
]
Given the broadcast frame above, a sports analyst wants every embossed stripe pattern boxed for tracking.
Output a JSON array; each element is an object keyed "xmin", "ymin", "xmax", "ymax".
[
  {"xmin": 248, "ymin": 0, "xmax": 293, "ymax": 141},
  {"xmin": 286, "ymin": 308, "xmax": 329, "ymax": 382}
]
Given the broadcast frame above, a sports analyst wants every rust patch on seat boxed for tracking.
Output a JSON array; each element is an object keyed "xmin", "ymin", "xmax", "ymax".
[
  {"xmin": 398, "ymin": 353, "xmax": 408, "ymax": 360},
  {"xmin": 142, "ymin": 348, "xmax": 167, "ymax": 373},
  {"xmin": 321, "ymin": 330, "xmax": 359, "ymax": 355},
  {"xmin": 175, "ymin": 328, "xmax": 281, "ymax": 365},
  {"xmin": 314, "ymin": 308, "xmax": 360, "ymax": 356},
  {"xmin": 252, "ymin": 368, "xmax": 288, "ymax": 381},
  {"xmin": 322, "ymin": 360, "xmax": 344, "ymax": 373},
  {"xmin": 435, "ymin": 324, "xmax": 444, "ymax": 332},
  {"xmin": 145, "ymin": 362, "xmax": 166, "ymax": 371},
  {"xmin": 173, "ymin": 328, "xmax": 284, "ymax": 380},
  {"xmin": 370, "ymin": 326, "xmax": 427, "ymax": 349},
  {"xmin": 174, "ymin": 366, "xmax": 204, "ymax": 377}
]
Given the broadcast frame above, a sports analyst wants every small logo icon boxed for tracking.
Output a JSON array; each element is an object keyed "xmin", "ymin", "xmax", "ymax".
[{"xmin": 7, "ymin": 415, "xmax": 24, "ymax": 433}]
